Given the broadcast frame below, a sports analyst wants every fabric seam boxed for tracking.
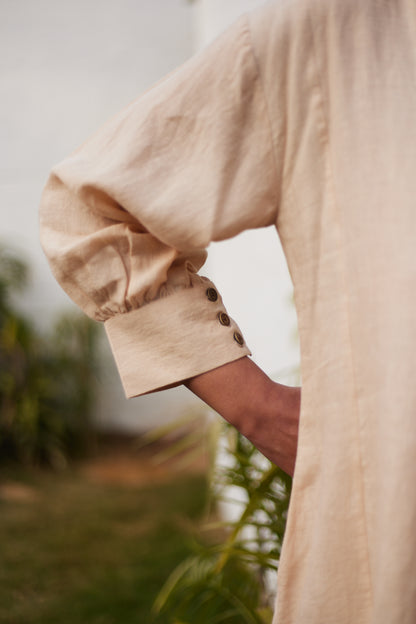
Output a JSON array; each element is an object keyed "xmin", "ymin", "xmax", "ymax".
[{"xmin": 306, "ymin": 4, "xmax": 374, "ymax": 615}]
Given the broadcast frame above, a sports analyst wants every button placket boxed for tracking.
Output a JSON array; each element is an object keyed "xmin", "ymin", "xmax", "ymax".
[{"xmin": 205, "ymin": 286, "xmax": 245, "ymax": 347}]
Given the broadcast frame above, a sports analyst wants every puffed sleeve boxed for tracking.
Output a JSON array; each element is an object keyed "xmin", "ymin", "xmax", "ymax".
[{"xmin": 39, "ymin": 13, "xmax": 281, "ymax": 398}]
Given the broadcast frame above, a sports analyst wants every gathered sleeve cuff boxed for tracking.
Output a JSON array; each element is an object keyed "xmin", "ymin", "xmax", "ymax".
[{"xmin": 105, "ymin": 277, "xmax": 250, "ymax": 398}]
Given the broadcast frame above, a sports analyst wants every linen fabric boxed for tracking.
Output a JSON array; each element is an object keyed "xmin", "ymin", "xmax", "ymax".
[{"xmin": 39, "ymin": 0, "xmax": 416, "ymax": 622}]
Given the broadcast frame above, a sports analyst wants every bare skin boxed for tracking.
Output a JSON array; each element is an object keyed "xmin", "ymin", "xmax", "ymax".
[{"xmin": 185, "ymin": 356, "xmax": 301, "ymax": 477}]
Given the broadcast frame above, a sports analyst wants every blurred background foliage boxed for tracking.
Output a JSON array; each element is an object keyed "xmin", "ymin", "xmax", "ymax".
[
  {"xmin": 0, "ymin": 244, "xmax": 99, "ymax": 468},
  {"xmin": 147, "ymin": 418, "xmax": 292, "ymax": 624},
  {"xmin": 0, "ymin": 244, "xmax": 293, "ymax": 623}
]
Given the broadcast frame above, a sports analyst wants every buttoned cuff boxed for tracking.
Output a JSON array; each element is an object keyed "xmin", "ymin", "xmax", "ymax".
[{"xmin": 104, "ymin": 280, "xmax": 251, "ymax": 398}]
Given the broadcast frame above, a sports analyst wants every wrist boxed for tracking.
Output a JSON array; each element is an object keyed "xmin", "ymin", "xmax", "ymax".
[
  {"xmin": 185, "ymin": 357, "xmax": 300, "ymax": 475},
  {"xmin": 232, "ymin": 372, "xmax": 276, "ymax": 439}
]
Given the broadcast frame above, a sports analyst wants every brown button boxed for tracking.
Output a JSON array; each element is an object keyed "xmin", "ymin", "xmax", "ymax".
[
  {"xmin": 206, "ymin": 287, "xmax": 218, "ymax": 302},
  {"xmin": 233, "ymin": 331, "xmax": 244, "ymax": 346},
  {"xmin": 217, "ymin": 311, "xmax": 230, "ymax": 326}
]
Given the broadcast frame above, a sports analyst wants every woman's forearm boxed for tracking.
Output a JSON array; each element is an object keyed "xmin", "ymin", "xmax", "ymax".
[{"xmin": 185, "ymin": 356, "xmax": 300, "ymax": 476}]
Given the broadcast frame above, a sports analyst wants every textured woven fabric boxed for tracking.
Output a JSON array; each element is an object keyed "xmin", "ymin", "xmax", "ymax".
[{"xmin": 40, "ymin": 0, "xmax": 416, "ymax": 621}]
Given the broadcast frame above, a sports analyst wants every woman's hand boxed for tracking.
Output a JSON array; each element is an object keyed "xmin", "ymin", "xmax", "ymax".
[{"xmin": 185, "ymin": 357, "xmax": 301, "ymax": 477}]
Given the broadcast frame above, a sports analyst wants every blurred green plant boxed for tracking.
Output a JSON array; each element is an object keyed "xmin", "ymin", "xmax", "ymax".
[
  {"xmin": 0, "ymin": 245, "xmax": 100, "ymax": 468},
  {"xmin": 144, "ymin": 412, "xmax": 293, "ymax": 624}
]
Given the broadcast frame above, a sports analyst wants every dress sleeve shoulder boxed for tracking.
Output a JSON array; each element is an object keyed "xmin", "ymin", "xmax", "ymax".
[{"xmin": 39, "ymin": 12, "xmax": 283, "ymax": 398}]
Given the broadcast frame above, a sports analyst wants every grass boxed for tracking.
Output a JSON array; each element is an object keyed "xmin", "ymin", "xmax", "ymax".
[{"xmin": 0, "ymin": 453, "xmax": 208, "ymax": 624}]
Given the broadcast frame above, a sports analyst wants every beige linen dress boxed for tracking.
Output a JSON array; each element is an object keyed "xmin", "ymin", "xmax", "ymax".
[{"xmin": 40, "ymin": 0, "xmax": 416, "ymax": 621}]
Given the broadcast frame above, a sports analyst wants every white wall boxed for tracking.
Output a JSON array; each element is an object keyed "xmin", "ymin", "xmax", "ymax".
[
  {"xmin": 1, "ymin": 0, "xmax": 204, "ymax": 432},
  {"xmin": 1, "ymin": 0, "xmax": 196, "ymax": 325}
]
